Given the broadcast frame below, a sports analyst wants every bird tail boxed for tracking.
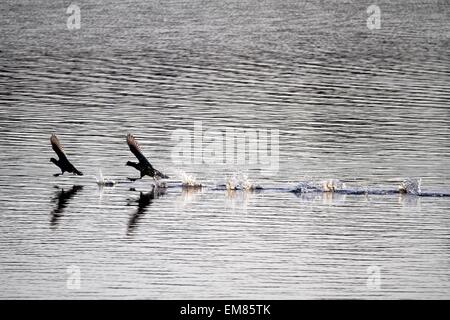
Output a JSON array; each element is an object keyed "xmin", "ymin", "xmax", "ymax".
[{"xmin": 74, "ymin": 169, "xmax": 83, "ymax": 176}]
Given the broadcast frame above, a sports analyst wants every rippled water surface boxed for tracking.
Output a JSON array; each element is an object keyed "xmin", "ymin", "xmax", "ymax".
[{"xmin": 0, "ymin": 0, "xmax": 449, "ymax": 299}]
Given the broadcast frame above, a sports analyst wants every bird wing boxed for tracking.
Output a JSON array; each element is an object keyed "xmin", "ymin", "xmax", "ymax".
[
  {"xmin": 50, "ymin": 134, "xmax": 68, "ymax": 161},
  {"xmin": 127, "ymin": 134, "xmax": 152, "ymax": 167}
]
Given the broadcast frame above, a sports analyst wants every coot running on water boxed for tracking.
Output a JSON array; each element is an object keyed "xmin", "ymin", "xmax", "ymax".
[
  {"xmin": 126, "ymin": 133, "xmax": 169, "ymax": 182},
  {"xmin": 50, "ymin": 134, "xmax": 83, "ymax": 177}
]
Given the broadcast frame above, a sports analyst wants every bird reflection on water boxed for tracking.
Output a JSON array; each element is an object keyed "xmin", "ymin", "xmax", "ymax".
[
  {"xmin": 127, "ymin": 186, "xmax": 166, "ymax": 235},
  {"xmin": 50, "ymin": 185, "xmax": 83, "ymax": 227}
]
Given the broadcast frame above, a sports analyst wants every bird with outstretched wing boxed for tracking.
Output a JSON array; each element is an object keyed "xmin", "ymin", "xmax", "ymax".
[
  {"xmin": 126, "ymin": 133, "xmax": 168, "ymax": 181},
  {"xmin": 49, "ymin": 134, "xmax": 83, "ymax": 177}
]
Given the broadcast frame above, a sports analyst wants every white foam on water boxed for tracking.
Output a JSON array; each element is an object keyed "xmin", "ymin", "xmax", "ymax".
[
  {"xmin": 176, "ymin": 170, "xmax": 202, "ymax": 188},
  {"xmin": 225, "ymin": 172, "xmax": 260, "ymax": 191}
]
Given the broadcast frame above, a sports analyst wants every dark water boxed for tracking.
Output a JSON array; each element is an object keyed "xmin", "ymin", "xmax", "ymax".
[{"xmin": 0, "ymin": 0, "xmax": 449, "ymax": 299}]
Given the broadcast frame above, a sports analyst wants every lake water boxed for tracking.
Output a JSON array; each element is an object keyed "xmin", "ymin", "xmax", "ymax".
[{"xmin": 0, "ymin": 0, "xmax": 449, "ymax": 299}]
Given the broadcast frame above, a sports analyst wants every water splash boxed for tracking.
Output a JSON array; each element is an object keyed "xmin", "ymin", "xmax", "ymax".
[
  {"xmin": 225, "ymin": 172, "xmax": 261, "ymax": 191},
  {"xmin": 321, "ymin": 179, "xmax": 346, "ymax": 192},
  {"xmin": 225, "ymin": 174, "xmax": 239, "ymax": 191},
  {"xmin": 398, "ymin": 178, "xmax": 422, "ymax": 195},
  {"xmin": 241, "ymin": 174, "xmax": 254, "ymax": 191},
  {"xmin": 293, "ymin": 181, "xmax": 321, "ymax": 193},
  {"xmin": 293, "ymin": 179, "xmax": 346, "ymax": 193},
  {"xmin": 95, "ymin": 169, "xmax": 116, "ymax": 187},
  {"xmin": 177, "ymin": 170, "xmax": 202, "ymax": 188}
]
